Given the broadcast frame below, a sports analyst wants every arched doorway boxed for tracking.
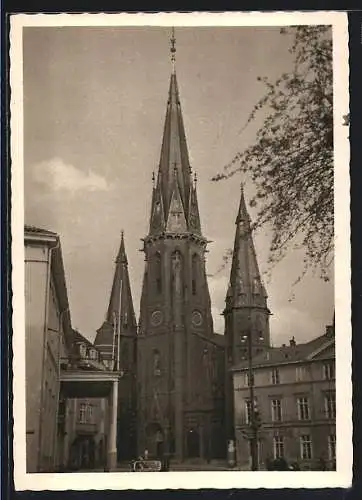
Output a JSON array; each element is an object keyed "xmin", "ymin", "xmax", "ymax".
[
  {"xmin": 187, "ymin": 428, "xmax": 200, "ymax": 458},
  {"xmin": 68, "ymin": 436, "xmax": 96, "ymax": 470},
  {"xmin": 145, "ymin": 422, "xmax": 164, "ymax": 458}
]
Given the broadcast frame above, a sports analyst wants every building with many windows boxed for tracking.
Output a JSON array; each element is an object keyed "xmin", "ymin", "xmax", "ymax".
[{"xmin": 231, "ymin": 325, "xmax": 335, "ymax": 470}]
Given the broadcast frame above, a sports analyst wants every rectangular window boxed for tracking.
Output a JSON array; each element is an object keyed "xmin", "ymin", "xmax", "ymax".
[
  {"xmin": 271, "ymin": 399, "xmax": 282, "ymax": 422},
  {"xmin": 245, "ymin": 400, "xmax": 251, "ymax": 424},
  {"xmin": 328, "ymin": 434, "xmax": 336, "ymax": 461},
  {"xmin": 271, "ymin": 368, "xmax": 280, "ymax": 385},
  {"xmin": 324, "ymin": 392, "xmax": 336, "ymax": 419},
  {"xmin": 86, "ymin": 404, "xmax": 93, "ymax": 422},
  {"xmin": 297, "ymin": 397, "xmax": 310, "ymax": 420},
  {"xmin": 323, "ymin": 362, "xmax": 335, "ymax": 380},
  {"xmin": 79, "ymin": 403, "xmax": 87, "ymax": 423},
  {"xmin": 296, "ymin": 366, "xmax": 307, "ymax": 381},
  {"xmin": 245, "ymin": 399, "xmax": 257, "ymax": 424},
  {"xmin": 300, "ymin": 435, "xmax": 312, "ymax": 460},
  {"xmin": 273, "ymin": 435, "xmax": 284, "ymax": 459}
]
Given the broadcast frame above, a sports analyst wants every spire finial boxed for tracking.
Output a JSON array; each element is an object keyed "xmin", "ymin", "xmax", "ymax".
[
  {"xmin": 170, "ymin": 27, "xmax": 176, "ymax": 73},
  {"xmin": 152, "ymin": 171, "xmax": 155, "ymax": 187},
  {"xmin": 194, "ymin": 172, "xmax": 197, "ymax": 185},
  {"xmin": 121, "ymin": 229, "xmax": 124, "ymax": 239}
]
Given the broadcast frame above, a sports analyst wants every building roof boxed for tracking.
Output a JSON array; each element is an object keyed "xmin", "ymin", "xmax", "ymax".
[
  {"xmin": 232, "ymin": 328, "xmax": 335, "ymax": 371},
  {"xmin": 67, "ymin": 329, "xmax": 106, "ymax": 368},
  {"xmin": 24, "ymin": 224, "xmax": 58, "ymax": 236},
  {"xmin": 71, "ymin": 329, "xmax": 96, "ymax": 349}
]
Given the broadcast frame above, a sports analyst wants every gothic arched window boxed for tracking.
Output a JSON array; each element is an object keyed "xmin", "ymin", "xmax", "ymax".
[
  {"xmin": 153, "ymin": 349, "xmax": 161, "ymax": 376},
  {"xmin": 192, "ymin": 254, "xmax": 198, "ymax": 295},
  {"xmin": 171, "ymin": 250, "xmax": 183, "ymax": 297},
  {"xmin": 155, "ymin": 252, "xmax": 162, "ymax": 294}
]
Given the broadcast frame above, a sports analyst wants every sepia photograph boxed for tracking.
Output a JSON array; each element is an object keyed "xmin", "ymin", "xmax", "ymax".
[{"xmin": 11, "ymin": 12, "xmax": 350, "ymax": 490}]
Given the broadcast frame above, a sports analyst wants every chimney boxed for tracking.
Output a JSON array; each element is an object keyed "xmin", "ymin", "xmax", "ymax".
[
  {"xmin": 325, "ymin": 324, "xmax": 334, "ymax": 338},
  {"xmin": 289, "ymin": 336, "xmax": 296, "ymax": 347}
]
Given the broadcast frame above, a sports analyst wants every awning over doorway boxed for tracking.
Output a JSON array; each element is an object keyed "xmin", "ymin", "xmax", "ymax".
[{"xmin": 60, "ymin": 370, "xmax": 121, "ymax": 398}]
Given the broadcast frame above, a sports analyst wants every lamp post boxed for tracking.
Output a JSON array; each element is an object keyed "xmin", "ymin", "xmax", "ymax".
[{"xmin": 241, "ymin": 329, "xmax": 262, "ymax": 471}]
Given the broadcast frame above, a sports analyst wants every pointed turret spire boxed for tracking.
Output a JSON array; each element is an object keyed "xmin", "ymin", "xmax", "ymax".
[
  {"xmin": 105, "ymin": 231, "xmax": 135, "ymax": 325},
  {"xmin": 227, "ymin": 184, "xmax": 267, "ymax": 308},
  {"xmin": 115, "ymin": 230, "xmax": 128, "ymax": 265},
  {"xmin": 148, "ymin": 29, "xmax": 202, "ymax": 236},
  {"xmin": 170, "ymin": 27, "xmax": 176, "ymax": 73}
]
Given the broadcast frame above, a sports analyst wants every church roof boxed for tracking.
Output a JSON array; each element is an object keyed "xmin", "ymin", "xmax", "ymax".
[{"xmin": 226, "ymin": 184, "xmax": 268, "ymax": 310}]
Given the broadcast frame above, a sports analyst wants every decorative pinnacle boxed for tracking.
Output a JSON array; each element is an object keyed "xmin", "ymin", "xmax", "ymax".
[
  {"xmin": 170, "ymin": 27, "xmax": 176, "ymax": 72},
  {"xmin": 194, "ymin": 172, "xmax": 197, "ymax": 185},
  {"xmin": 152, "ymin": 171, "xmax": 155, "ymax": 187}
]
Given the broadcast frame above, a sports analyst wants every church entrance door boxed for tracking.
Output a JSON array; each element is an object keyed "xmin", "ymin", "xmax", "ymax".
[{"xmin": 187, "ymin": 428, "xmax": 200, "ymax": 458}]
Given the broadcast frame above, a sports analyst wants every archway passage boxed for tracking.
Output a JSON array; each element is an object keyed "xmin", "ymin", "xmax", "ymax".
[
  {"xmin": 145, "ymin": 422, "xmax": 164, "ymax": 459},
  {"xmin": 186, "ymin": 428, "xmax": 200, "ymax": 458},
  {"xmin": 69, "ymin": 436, "xmax": 96, "ymax": 470}
]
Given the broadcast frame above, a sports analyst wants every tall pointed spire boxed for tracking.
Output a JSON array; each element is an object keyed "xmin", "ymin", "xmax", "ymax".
[
  {"xmin": 170, "ymin": 27, "xmax": 176, "ymax": 73},
  {"xmin": 105, "ymin": 231, "xmax": 135, "ymax": 325},
  {"xmin": 115, "ymin": 229, "xmax": 127, "ymax": 265},
  {"xmin": 148, "ymin": 29, "xmax": 202, "ymax": 236},
  {"xmin": 227, "ymin": 183, "xmax": 267, "ymax": 309}
]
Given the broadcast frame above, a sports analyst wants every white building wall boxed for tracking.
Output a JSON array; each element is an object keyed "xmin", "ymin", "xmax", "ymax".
[
  {"xmin": 25, "ymin": 243, "xmax": 50, "ymax": 473},
  {"xmin": 25, "ymin": 241, "xmax": 66, "ymax": 472}
]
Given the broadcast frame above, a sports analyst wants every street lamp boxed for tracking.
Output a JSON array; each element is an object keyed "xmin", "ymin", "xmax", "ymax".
[{"xmin": 241, "ymin": 330, "xmax": 263, "ymax": 471}]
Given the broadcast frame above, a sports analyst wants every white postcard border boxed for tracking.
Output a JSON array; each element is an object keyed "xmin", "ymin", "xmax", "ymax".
[{"xmin": 10, "ymin": 11, "xmax": 351, "ymax": 491}]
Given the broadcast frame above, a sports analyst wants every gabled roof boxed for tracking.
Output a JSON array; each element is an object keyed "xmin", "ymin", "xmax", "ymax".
[
  {"xmin": 71, "ymin": 329, "xmax": 96, "ymax": 349},
  {"xmin": 25, "ymin": 224, "xmax": 58, "ymax": 236},
  {"xmin": 68, "ymin": 329, "xmax": 106, "ymax": 369},
  {"xmin": 232, "ymin": 329, "xmax": 335, "ymax": 371}
]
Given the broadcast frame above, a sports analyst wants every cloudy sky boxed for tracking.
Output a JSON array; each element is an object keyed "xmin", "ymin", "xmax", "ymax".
[{"xmin": 23, "ymin": 25, "xmax": 334, "ymax": 344}]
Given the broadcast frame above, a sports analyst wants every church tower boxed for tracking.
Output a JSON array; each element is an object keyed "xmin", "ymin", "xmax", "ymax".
[
  {"xmin": 137, "ymin": 30, "xmax": 225, "ymax": 462},
  {"xmin": 224, "ymin": 185, "xmax": 271, "ymax": 441},
  {"xmin": 94, "ymin": 232, "xmax": 137, "ymax": 460}
]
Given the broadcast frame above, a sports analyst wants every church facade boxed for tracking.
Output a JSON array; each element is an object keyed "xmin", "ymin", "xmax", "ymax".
[
  {"xmin": 92, "ymin": 36, "xmax": 274, "ymax": 464},
  {"xmin": 136, "ymin": 69, "xmax": 225, "ymax": 462},
  {"xmin": 76, "ymin": 32, "xmax": 334, "ymax": 469}
]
